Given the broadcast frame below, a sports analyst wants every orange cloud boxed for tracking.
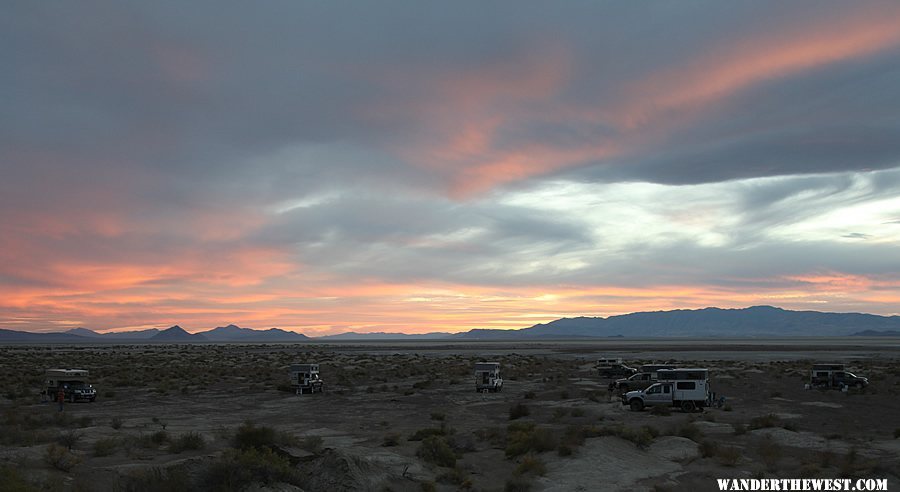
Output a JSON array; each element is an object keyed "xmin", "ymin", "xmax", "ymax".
[{"xmin": 620, "ymin": 8, "xmax": 900, "ymax": 128}]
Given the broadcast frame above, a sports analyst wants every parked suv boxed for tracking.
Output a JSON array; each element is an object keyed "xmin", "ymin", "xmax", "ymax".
[
  {"xmin": 598, "ymin": 362, "xmax": 637, "ymax": 379},
  {"xmin": 615, "ymin": 372, "xmax": 656, "ymax": 392}
]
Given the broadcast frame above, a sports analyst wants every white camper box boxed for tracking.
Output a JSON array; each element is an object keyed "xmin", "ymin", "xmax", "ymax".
[
  {"xmin": 474, "ymin": 362, "xmax": 503, "ymax": 392},
  {"xmin": 289, "ymin": 363, "xmax": 324, "ymax": 394}
]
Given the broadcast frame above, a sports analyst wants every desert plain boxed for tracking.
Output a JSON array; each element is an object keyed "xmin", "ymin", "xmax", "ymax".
[{"xmin": 1, "ymin": 338, "xmax": 899, "ymax": 491}]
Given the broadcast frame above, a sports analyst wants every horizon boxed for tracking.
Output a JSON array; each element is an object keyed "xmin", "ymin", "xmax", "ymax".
[
  {"xmin": 8, "ymin": 304, "xmax": 899, "ymax": 336},
  {"xmin": 3, "ymin": 2, "xmax": 900, "ymax": 336}
]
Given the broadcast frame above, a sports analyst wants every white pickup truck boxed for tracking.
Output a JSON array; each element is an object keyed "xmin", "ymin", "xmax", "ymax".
[{"xmin": 622, "ymin": 368, "xmax": 709, "ymax": 412}]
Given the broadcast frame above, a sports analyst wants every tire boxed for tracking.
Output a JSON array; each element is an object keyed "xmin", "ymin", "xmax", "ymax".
[
  {"xmin": 681, "ymin": 401, "xmax": 696, "ymax": 412},
  {"xmin": 629, "ymin": 399, "xmax": 644, "ymax": 412}
]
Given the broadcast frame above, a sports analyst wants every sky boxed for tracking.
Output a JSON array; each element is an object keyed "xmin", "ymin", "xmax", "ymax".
[{"xmin": 2, "ymin": 1, "xmax": 900, "ymax": 335}]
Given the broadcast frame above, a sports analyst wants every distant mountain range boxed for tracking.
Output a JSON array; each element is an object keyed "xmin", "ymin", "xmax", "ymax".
[
  {"xmin": 317, "ymin": 331, "xmax": 451, "ymax": 340},
  {"xmin": 2, "ymin": 306, "xmax": 899, "ymax": 342}
]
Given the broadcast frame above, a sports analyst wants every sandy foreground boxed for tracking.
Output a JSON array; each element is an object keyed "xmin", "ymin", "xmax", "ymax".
[{"xmin": 1, "ymin": 339, "xmax": 898, "ymax": 491}]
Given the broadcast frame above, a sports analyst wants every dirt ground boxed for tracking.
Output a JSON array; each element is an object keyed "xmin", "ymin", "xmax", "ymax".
[{"xmin": 1, "ymin": 340, "xmax": 899, "ymax": 491}]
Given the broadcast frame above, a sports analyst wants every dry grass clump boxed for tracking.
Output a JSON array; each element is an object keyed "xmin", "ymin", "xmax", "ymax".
[
  {"xmin": 505, "ymin": 422, "xmax": 557, "ymax": 457},
  {"xmin": 168, "ymin": 432, "xmax": 205, "ymax": 453},
  {"xmin": 203, "ymin": 447, "xmax": 300, "ymax": 490},
  {"xmin": 514, "ymin": 455, "xmax": 546, "ymax": 476},
  {"xmin": 748, "ymin": 413, "xmax": 781, "ymax": 430},
  {"xmin": 44, "ymin": 443, "xmax": 81, "ymax": 472},
  {"xmin": 93, "ymin": 437, "xmax": 119, "ymax": 457},
  {"xmin": 417, "ymin": 435, "xmax": 457, "ymax": 468}
]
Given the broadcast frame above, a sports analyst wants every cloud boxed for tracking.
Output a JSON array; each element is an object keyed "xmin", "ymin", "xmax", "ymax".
[{"xmin": 3, "ymin": 1, "xmax": 900, "ymax": 332}]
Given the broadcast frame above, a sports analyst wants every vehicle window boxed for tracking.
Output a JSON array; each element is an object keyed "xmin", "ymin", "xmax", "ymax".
[
  {"xmin": 663, "ymin": 385, "xmax": 670, "ymax": 393},
  {"xmin": 647, "ymin": 385, "xmax": 660, "ymax": 394},
  {"xmin": 676, "ymin": 382, "xmax": 696, "ymax": 390}
]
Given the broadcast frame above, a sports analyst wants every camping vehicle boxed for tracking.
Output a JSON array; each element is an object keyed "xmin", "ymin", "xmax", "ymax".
[
  {"xmin": 45, "ymin": 369, "xmax": 96, "ymax": 402},
  {"xmin": 639, "ymin": 364, "xmax": 676, "ymax": 376},
  {"xmin": 614, "ymin": 364, "xmax": 677, "ymax": 391},
  {"xmin": 622, "ymin": 368, "xmax": 709, "ymax": 412},
  {"xmin": 289, "ymin": 364, "xmax": 324, "ymax": 394},
  {"xmin": 809, "ymin": 363, "xmax": 868, "ymax": 389},
  {"xmin": 596, "ymin": 358, "xmax": 637, "ymax": 379},
  {"xmin": 614, "ymin": 372, "xmax": 656, "ymax": 392},
  {"xmin": 474, "ymin": 362, "xmax": 503, "ymax": 392}
]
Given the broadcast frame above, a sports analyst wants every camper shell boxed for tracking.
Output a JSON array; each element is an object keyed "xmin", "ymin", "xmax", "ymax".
[
  {"xmin": 623, "ymin": 368, "xmax": 709, "ymax": 412},
  {"xmin": 289, "ymin": 363, "xmax": 324, "ymax": 394},
  {"xmin": 596, "ymin": 357, "xmax": 637, "ymax": 379},
  {"xmin": 45, "ymin": 369, "xmax": 96, "ymax": 402},
  {"xmin": 474, "ymin": 362, "xmax": 503, "ymax": 392},
  {"xmin": 809, "ymin": 363, "xmax": 868, "ymax": 390}
]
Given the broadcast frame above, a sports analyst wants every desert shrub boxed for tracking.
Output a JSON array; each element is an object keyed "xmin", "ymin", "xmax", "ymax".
[
  {"xmin": 93, "ymin": 437, "xmax": 119, "ymax": 457},
  {"xmin": 619, "ymin": 426, "xmax": 655, "ymax": 449},
  {"xmin": 233, "ymin": 421, "xmax": 276, "ymax": 450},
  {"xmin": 552, "ymin": 408, "xmax": 568, "ymax": 420},
  {"xmin": 203, "ymin": 447, "xmax": 299, "ymax": 490},
  {"xmin": 474, "ymin": 427, "xmax": 506, "ymax": 447},
  {"xmin": 732, "ymin": 423, "xmax": 747, "ymax": 435},
  {"xmin": 561, "ymin": 425, "xmax": 587, "ymax": 449},
  {"xmin": 44, "ymin": 443, "xmax": 81, "ymax": 472},
  {"xmin": 509, "ymin": 403, "xmax": 530, "ymax": 420},
  {"xmin": 0, "ymin": 464, "xmax": 38, "ymax": 492},
  {"xmin": 150, "ymin": 430, "xmax": 169, "ymax": 445},
  {"xmin": 675, "ymin": 423, "xmax": 702, "ymax": 442},
  {"xmin": 506, "ymin": 424, "xmax": 557, "ymax": 457},
  {"xmin": 409, "ymin": 427, "xmax": 446, "ymax": 441},
  {"xmin": 117, "ymin": 466, "xmax": 191, "ymax": 492},
  {"xmin": 716, "ymin": 446, "xmax": 742, "ymax": 466},
  {"xmin": 515, "ymin": 455, "xmax": 546, "ymax": 476},
  {"xmin": 420, "ymin": 481, "xmax": 437, "ymax": 492},
  {"xmin": 723, "ymin": 404, "xmax": 733, "ymax": 412},
  {"xmin": 782, "ymin": 421, "xmax": 799, "ymax": 432},
  {"xmin": 699, "ymin": 440, "xmax": 718, "ymax": 458},
  {"xmin": 570, "ymin": 407, "xmax": 585, "ymax": 418},
  {"xmin": 430, "ymin": 412, "xmax": 445, "ymax": 421},
  {"xmin": 894, "ymin": 428, "xmax": 900, "ymax": 439},
  {"xmin": 382, "ymin": 433, "xmax": 400, "ymax": 447},
  {"xmin": 110, "ymin": 417, "xmax": 123, "ymax": 430},
  {"xmin": 412, "ymin": 380, "xmax": 432, "ymax": 390},
  {"xmin": 168, "ymin": 432, "xmax": 205, "ymax": 453},
  {"xmin": 758, "ymin": 438, "xmax": 782, "ymax": 471},
  {"xmin": 56, "ymin": 430, "xmax": 83, "ymax": 450},
  {"xmin": 523, "ymin": 391, "xmax": 536, "ymax": 399},
  {"xmin": 505, "ymin": 475, "xmax": 533, "ymax": 492},
  {"xmin": 300, "ymin": 435, "xmax": 323, "ymax": 453},
  {"xmin": 437, "ymin": 466, "xmax": 471, "ymax": 487},
  {"xmin": 748, "ymin": 414, "xmax": 780, "ymax": 430},
  {"xmin": 559, "ymin": 390, "xmax": 570, "ymax": 399},
  {"xmin": 417, "ymin": 435, "xmax": 456, "ymax": 468}
]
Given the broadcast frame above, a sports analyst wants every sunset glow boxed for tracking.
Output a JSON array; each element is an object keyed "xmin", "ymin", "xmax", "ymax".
[{"xmin": 3, "ymin": 2, "xmax": 900, "ymax": 334}]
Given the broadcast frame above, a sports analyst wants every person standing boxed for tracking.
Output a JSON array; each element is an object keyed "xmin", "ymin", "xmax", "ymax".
[{"xmin": 57, "ymin": 387, "xmax": 65, "ymax": 412}]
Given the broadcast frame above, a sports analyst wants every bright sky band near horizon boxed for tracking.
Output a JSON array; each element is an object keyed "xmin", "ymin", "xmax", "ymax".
[{"xmin": 3, "ymin": 1, "xmax": 900, "ymax": 335}]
